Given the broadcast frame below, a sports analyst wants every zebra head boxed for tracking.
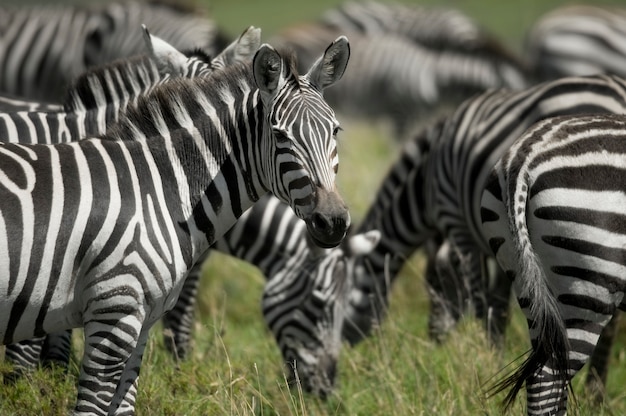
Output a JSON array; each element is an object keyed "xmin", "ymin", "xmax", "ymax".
[
  {"xmin": 263, "ymin": 229, "xmax": 381, "ymax": 397},
  {"xmin": 253, "ymin": 37, "xmax": 351, "ymax": 248}
]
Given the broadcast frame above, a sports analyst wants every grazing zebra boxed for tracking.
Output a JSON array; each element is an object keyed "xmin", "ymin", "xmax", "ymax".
[
  {"xmin": 0, "ymin": 27, "xmax": 261, "ymax": 376},
  {"xmin": 0, "ymin": 37, "xmax": 351, "ymax": 414},
  {"xmin": 525, "ymin": 5, "xmax": 626, "ymax": 82},
  {"xmin": 161, "ymin": 193, "xmax": 380, "ymax": 396},
  {"xmin": 0, "ymin": 1, "xmax": 225, "ymax": 101},
  {"xmin": 481, "ymin": 113, "xmax": 626, "ymax": 415}
]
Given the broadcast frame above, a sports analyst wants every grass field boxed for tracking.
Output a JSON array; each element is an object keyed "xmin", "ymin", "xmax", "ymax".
[{"xmin": 2, "ymin": 0, "xmax": 626, "ymax": 415}]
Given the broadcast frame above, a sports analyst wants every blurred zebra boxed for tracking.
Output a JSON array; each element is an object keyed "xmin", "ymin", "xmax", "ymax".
[
  {"xmin": 0, "ymin": 26, "xmax": 261, "ymax": 376},
  {"xmin": 161, "ymin": 194, "xmax": 380, "ymax": 397},
  {"xmin": 0, "ymin": 38, "xmax": 351, "ymax": 414},
  {"xmin": 321, "ymin": 1, "xmax": 488, "ymax": 50},
  {"xmin": 0, "ymin": 1, "xmax": 226, "ymax": 101},
  {"xmin": 525, "ymin": 5, "xmax": 626, "ymax": 81},
  {"xmin": 482, "ymin": 113, "xmax": 626, "ymax": 415},
  {"xmin": 273, "ymin": 23, "xmax": 528, "ymax": 138}
]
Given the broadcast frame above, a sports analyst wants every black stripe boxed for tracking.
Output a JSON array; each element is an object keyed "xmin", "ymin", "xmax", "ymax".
[{"xmin": 535, "ymin": 206, "xmax": 626, "ymax": 234}]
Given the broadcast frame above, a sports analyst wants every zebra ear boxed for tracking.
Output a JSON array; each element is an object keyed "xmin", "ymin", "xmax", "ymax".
[
  {"xmin": 346, "ymin": 230, "xmax": 381, "ymax": 256},
  {"xmin": 253, "ymin": 44, "xmax": 284, "ymax": 99},
  {"xmin": 142, "ymin": 24, "xmax": 188, "ymax": 77},
  {"xmin": 214, "ymin": 26, "xmax": 261, "ymax": 68},
  {"xmin": 306, "ymin": 36, "xmax": 350, "ymax": 91}
]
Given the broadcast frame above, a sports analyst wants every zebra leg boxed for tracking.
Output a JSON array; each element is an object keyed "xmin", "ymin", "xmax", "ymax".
[
  {"xmin": 484, "ymin": 259, "xmax": 511, "ymax": 348},
  {"xmin": 426, "ymin": 239, "xmax": 464, "ymax": 343},
  {"xmin": 585, "ymin": 311, "xmax": 620, "ymax": 403},
  {"xmin": 3, "ymin": 337, "xmax": 45, "ymax": 384},
  {"xmin": 40, "ymin": 330, "xmax": 73, "ymax": 369},
  {"xmin": 161, "ymin": 256, "xmax": 207, "ymax": 361},
  {"xmin": 109, "ymin": 328, "xmax": 151, "ymax": 416},
  {"xmin": 75, "ymin": 317, "xmax": 145, "ymax": 416}
]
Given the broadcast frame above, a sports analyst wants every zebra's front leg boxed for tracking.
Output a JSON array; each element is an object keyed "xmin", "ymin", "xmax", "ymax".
[
  {"xmin": 109, "ymin": 327, "xmax": 152, "ymax": 415},
  {"xmin": 74, "ymin": 316, "xmax": 146, "ymax": 416}
]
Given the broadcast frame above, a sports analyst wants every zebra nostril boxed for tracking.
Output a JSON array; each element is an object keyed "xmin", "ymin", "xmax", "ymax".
[{"xmin": 313, "ymin": 212, "xmax": 330, "ymax": 232}]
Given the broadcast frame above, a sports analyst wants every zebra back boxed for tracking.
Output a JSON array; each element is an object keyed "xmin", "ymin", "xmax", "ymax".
[
  {"xmin": 525, "ymin": 5, "xmax": 626, "ymax": 81},
  {"xmin": 321, "ymin": 1, "xmax": 484, "ymax": 50}
]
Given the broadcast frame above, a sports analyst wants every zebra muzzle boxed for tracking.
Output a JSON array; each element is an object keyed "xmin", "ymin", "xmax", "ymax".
[{"xmin": 305, "ymin": 188, "xmax": 350, "ymax": 248}]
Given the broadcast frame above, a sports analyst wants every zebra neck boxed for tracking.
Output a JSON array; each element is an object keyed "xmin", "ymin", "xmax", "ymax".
[
  {"xmin": 354, "ymin": 134, "xmax": 438, "ymax": 283},
  {"xmin": 108, "ymin": 77, "xmax": 269, "ymax": 260}
]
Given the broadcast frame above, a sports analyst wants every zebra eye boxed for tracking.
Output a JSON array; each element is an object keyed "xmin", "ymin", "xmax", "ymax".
[{"xmin": 333, "ymin": 126, "xmax": 342, "ymax": 136}]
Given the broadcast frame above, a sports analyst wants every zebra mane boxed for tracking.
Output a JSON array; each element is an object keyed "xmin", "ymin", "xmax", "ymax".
[
  {"xmin": 62, "ymin": 54, "xmax": 157, "ymax": 113},
  {"xmin": 105, "ymin": 59, "xmax": 253, "ymax": 140}
]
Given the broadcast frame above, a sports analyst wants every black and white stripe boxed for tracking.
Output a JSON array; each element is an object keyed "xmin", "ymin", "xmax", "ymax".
[
  {"xmin": 525, "ymin": 5, "xmax": 626, "ymax": 81},
  {"xmin": 0, "ymin": 38, "xmax": 350, "ymax": 414},
  {"xmin": 481, "ymin": 113, "xmax": 626, "ymax": 415},
  {"xmin": 321, "ymin": 1, "xmax": 488, "ymax": 50},
  {"xmin": 0, "ymin": 1, "xmax": 225, "ymax": 101},
  {"xmin": 1, "ymin": 28, "xmax": 261, "ymax": 376}
]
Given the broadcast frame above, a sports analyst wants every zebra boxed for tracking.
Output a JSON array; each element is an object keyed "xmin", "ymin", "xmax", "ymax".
[
  {"xmin": 273, "ymin": 22, "xmax": 528, "ymax": 138},
  {"xmin": 481, "ymin": 113, "xmax": 626, "ymax": 415},
  {"xmin": 0, "ymin": 26, "xmax": 261, "ymax": 377},
  {"xmin": 0, "ymin": 37, "xmax": 351, "ymax": 414},
  {"xmin": 320, "ymin": 1, "xmax": 497, "ymax": 51},
  {"xmin": 0, "ymin": 1, "xmax": 226, "ymax": 101},
  {"xmin": 525, "ymin": 5, "xmax": 626, "ymax": 82}
]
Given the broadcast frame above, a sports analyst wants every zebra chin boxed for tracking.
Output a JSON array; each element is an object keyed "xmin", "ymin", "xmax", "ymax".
[{"xmin": 304, "ymin": 187, "xmax": 350, "ymax": 249}]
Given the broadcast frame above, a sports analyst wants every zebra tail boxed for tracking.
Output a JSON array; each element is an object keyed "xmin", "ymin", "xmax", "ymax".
[{"xmin": 493, "ymin": 170, "xmax": 570, "ymax": 411}]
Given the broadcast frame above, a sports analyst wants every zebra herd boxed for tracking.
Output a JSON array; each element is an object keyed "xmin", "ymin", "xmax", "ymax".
[{"xmin": 2, "ymin": 1, "xmax": 626, "ymax": 415}]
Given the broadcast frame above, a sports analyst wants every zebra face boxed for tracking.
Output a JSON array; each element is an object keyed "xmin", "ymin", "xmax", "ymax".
[
  {"xmin": 253, "ymin": 37, "xmax": 351, "ymax": 249},
  {"xmin": 263, "ymin": 230, "xmax": 380, "ymax": 397}
]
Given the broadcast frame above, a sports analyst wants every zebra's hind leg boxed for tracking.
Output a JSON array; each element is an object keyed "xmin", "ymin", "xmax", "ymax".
[
  {"xmin": 585, "ymin": 311, "xmax": 620, "ymax": 403},
  {"xmin": 524, "ymin": 316, "xmax": 613, "ymax": 415},
  {"xmin": 2, "ymin": 337, "xmax": 45, "ymax": 384}
]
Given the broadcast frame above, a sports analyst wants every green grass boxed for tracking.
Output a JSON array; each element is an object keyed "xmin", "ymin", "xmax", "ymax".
[{"xmin": 3, "ymin": 0, "xmax": 626, "ymax": 414}]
